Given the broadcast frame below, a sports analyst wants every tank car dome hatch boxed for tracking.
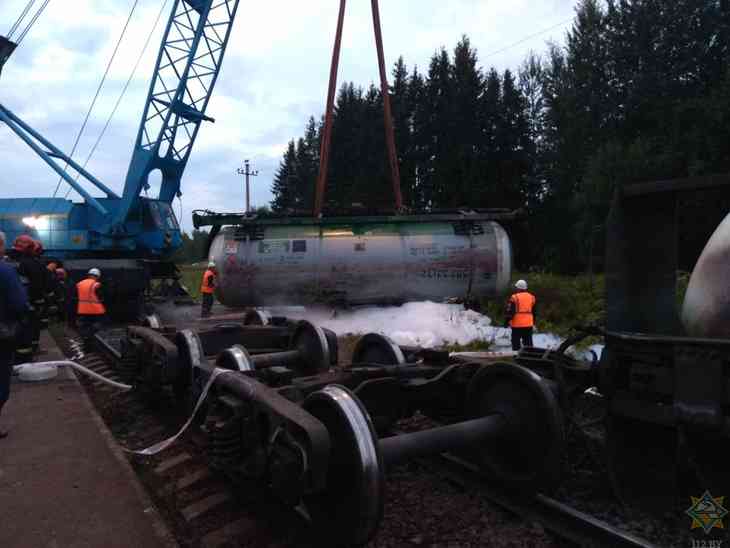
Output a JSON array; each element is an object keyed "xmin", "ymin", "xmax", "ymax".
[{"xmin": 207, "ymin": 214, "xmax": 513, "ymax": 307}]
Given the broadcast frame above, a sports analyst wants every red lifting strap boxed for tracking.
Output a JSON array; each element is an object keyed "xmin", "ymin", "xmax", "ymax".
[{"xmin": 313, "ymin": 0, "xmax": 403, "ymax": 218}]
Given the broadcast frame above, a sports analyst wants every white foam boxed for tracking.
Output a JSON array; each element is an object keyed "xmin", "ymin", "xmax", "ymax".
[{"xmin": 283, "ymin": 302, "xmax": 600, "ymax": 358}]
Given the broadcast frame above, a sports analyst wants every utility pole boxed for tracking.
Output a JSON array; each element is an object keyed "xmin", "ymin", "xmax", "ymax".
[{"xmin": 236, "ymin": 159, "xmax": 258, "ymax": 213}]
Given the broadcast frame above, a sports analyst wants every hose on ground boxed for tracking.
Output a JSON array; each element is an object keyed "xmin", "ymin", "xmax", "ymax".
[{"xmin": 14, "ymin": 360, "xmax": 133, "ymax": 391}]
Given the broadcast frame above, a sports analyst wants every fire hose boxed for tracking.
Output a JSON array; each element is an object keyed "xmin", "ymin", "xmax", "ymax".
[{"xmin": 13, "ymin": 360, "xmax": 239, "ymax": 456}]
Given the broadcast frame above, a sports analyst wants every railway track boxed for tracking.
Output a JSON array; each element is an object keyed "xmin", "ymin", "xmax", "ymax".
[
  {"xmin": 53, "ymin": 326, "xmax": 660, "ymax": 548},
  {"xmin": 57, "ymin": 328, "xmax": 313, "ymax": 548},
  {"xmin": 415, "ymin": 451, "xmax": 656, "ymax": 548}
]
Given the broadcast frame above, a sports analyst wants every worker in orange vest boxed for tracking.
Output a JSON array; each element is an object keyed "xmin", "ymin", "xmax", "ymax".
[
  {"xmin": 505, "ymin": 279, "xmax": 536, "ymax": 351},
  {"xmin": 200, "ymin": 261, "xmax": 217, "ymax": 318},
  {"xmin": 75, "ymin": 268, "xmax": 106, "ymax": 337}
]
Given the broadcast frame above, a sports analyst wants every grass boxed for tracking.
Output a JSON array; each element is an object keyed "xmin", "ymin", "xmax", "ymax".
[
  {"xmin": 481, "ymin": 272, "xmax": 605, "ymax": 339},
  {"xmin": 442, "ymin": 339, "xmax": 493, "ymax": 352},
  {"xmin": 481, "ymin": 270, "xmax": 692, "ymax": 344},
  {"xmin": 177, "ymin": 264, "xmax": 206, "ymax": 300}
]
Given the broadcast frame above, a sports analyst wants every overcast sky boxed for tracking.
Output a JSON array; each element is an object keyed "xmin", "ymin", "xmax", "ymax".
[{"xmin": 1, "ymin": 0, "xmax": 579, "ymax": 232}]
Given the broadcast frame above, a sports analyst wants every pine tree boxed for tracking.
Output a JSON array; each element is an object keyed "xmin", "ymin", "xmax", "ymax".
[
  {"xmin": 478, "ymin": 68, "xmax": 501, "ymax": 207},
  {"xmin": 391, "ymin": 57, "xmax": 415, "ymax": 208},
  {"xmin": 409, "ymin": 66, "xmax": 429, "ymax": 209},
  {"xmin": 497, "ymin": 69, "xmax": 530, "ymax": 210},
  {"xmin": 450, "ymin": 36, "xmax": 485, "ymax": 207},
  {"xmin": 270, "ymin": 140, "xmax": 298, "ymax": 212},
  {"xmin": 423, "ymin": 48, "xmax": 454, "ymax": 208}
]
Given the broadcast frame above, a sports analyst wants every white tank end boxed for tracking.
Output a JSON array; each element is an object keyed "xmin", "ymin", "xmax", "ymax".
[
  {"xmin": 682, "ymin": 212, "xmax": 730, "ymax": 338},
  {"xmin": 492, "ymin": 222, "xmax": 512, "ymax": 296}
]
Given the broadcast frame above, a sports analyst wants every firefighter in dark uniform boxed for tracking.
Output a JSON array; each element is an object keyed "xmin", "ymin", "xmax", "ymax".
[
  {"xmin": 6, "ymin": 235, "xmax": 44, "ymax": 359},
  {"xmin": 0, "ymin": 231, "xmax": 30, "ymax": 439},
  {"xmin": 32, "ymin": 240, "xmax": 52, "ymax": 331},
  {"xmin": 54, "ymin": 267, "xmax": 68, "ymax": 322}
]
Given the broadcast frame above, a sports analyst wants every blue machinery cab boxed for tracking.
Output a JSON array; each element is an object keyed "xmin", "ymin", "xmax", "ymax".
[{"xmin": 0, "ymin": 0, "xmax": 241, "ymax": 317}]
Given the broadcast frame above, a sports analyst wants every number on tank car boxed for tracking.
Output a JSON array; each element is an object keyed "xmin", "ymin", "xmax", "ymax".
[
  {"xmin": 409, "ymin": 245, "xmax": 440, "ymax": 257},
  {"xmin": 420, "ymin": 269, "xmax": 468, "ymax": 280}
]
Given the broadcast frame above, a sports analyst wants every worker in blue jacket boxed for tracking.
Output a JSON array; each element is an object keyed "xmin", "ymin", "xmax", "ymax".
[{"xmin": 0, "ymin": 231, "xmax": 30, "ymax": 439}]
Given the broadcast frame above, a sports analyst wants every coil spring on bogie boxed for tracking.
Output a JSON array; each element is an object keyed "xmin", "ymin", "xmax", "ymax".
[{"xmin": 205, "ymin": 410, "xmax": 244, "ymax": 472}]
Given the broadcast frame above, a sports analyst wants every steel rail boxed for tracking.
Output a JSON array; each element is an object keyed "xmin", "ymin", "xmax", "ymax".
[{"xmin": 421, "ymin": 452, "xmax": 656, "ymax": 548}]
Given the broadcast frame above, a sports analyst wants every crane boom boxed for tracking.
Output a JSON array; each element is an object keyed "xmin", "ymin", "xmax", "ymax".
[{"xmin": 114, "ymin": 0, "xmax": 240, "ymax": 232}]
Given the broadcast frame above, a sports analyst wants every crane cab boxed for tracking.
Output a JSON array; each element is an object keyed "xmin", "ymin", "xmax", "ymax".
[{"xmin": 129, "ymin": 198, "xmax": 182, "ymax": 257}]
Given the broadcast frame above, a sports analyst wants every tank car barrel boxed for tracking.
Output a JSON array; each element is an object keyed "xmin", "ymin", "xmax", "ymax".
[
  {"xmin": 379, "ymin": 414, "xmax": 506, "ymax": 466},
  {"xmin": 211, "ymin": 217, "xmax": 512, "ymax": 307}
]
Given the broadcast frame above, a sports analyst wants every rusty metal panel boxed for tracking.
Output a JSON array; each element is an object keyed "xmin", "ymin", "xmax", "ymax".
[{"xmin": 605, "ymin": 189, "xmax": 679, "ymax": 334}]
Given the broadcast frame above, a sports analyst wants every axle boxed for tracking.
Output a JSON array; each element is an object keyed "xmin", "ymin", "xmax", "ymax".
[{"xmin": 379, "ymin": 414, "xmax": 506, "ymax": 465}]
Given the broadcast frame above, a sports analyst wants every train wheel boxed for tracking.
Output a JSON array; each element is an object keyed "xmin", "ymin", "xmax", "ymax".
[
  {"xmin": 322, "ymin": 328, "xmax": 339, "ymax": 366},
  {"xmin": 290, "ymin": 321, "xmax": 330, "ymax": 375},
  {"xmin": 466, "ymin": 362, "xmax": 564, "ymax": 493},
  {"xmin": 174, "ymin": 329, "xmax": 205, "ymax": 416},
  {"xmin": 351, "ymin": 333, "xmax": 405, "ymax": 365},
  {"xmin": 142, "ymin": 313, "xmax": 162, "ymax": 329},
  {"xmin": 302, "ymin": 385, "xmax": 384, "ymax": 547},
  {"xmin": 215, "ymin": 344, "xmax": 254, "ymax": 372},
  {"xmin": 243, "ymin": 309, "xmax": 270, "ymax": 326}
]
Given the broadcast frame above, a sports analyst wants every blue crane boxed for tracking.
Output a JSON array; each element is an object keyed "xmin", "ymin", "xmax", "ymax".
[{"xmin": 0, "ymin": 0, "xmax": 240, "ymax": 315}]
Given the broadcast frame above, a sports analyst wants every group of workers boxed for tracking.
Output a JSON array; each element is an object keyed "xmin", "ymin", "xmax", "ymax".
[
  {"xmin": 0, "ymin": 231, "xmax": 106, "ymax": 439},
  {"xmin": 0, "ymin": 230, "xmax": 534, "ymax": 438}
]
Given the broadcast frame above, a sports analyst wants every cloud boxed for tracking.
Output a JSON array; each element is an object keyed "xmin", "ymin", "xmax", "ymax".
[{"xmin": 1, "ymin": 0, "xmax": 578, "ymax": 232}]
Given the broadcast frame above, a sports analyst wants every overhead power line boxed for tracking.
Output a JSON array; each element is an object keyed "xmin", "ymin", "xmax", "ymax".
[
  {"xmin": 74, "ymin": 0, "xmax": 170, "ymax": 187},
  {"xmin": 53, "ymin": 0, "xmax": 140, "ymax": 199},
  {"xmin": 482, "ymin": 17, "xmax": 573, "ymax": 60}
]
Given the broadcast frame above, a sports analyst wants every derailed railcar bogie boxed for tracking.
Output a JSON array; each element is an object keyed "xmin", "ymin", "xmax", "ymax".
[
  {"xmin": 184, "ymin": 331, "xmax": 566, "ymax": 545},
  {"xmin": 110, "ymin": 320, "xmax": 567, "ymax": 545}
]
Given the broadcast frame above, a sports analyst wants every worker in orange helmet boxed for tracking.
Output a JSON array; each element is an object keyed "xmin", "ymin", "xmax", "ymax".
[
  {"xmin": 200, "ymin": 261, "xmax": 217, "ymax": 318},
  {"xmin": 504, "ymin": 279, "xmax": 536, "ymax": 351},
  {"xmin": 75, "ymin": 268, "xmax": 106, "ymax": 338}
]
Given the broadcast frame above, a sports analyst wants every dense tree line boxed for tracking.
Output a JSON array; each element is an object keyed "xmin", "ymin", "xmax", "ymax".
[
  {"xmin": 271, "ymin": 0, "xmax": 730, "ymax": 273},
  {"xmin": 171, "ymin": 229, "xmax": 210, "ymax": 264}
]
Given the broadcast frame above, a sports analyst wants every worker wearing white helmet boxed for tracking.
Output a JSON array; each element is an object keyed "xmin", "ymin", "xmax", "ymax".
[
  {"xmin": 504, "ymin": 279, "xmax": 536, "ymax": 351},
  {"xmin": 75, "ymin": 267, "xmax": 106, "ymax": 337},
  {"xmin": 200, "ymin": 261, "xmax": 218, "ymax": 318}
]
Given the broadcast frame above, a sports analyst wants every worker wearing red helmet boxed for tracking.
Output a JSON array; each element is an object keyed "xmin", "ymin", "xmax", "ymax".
[
  {"xmin": 44, "ymin": 261, "xmax": 61, "ymax": 322},
  {"xmin": 7, "ymin": 235, "xmax": 46, "ymax": 357}
]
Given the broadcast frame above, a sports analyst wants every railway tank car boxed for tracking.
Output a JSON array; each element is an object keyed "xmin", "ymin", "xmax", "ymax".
[
  {"xmin": 682, "ymin": 210, "xmax": 730, "ymax": 337},
  {"xmin": 199, "ymin": 213, "xmax": 513, "ymax": 307}
]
